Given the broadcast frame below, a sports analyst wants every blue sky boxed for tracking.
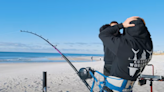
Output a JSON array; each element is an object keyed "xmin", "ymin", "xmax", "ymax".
[{"xmin": 0, "ymin": 0, "xmax": 164, "ymax": 54}]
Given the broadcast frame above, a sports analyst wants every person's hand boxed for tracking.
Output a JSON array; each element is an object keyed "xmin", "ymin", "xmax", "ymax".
[{"xmin": 123, "ymin": 16, "xmax": 139, "ymax": 28}]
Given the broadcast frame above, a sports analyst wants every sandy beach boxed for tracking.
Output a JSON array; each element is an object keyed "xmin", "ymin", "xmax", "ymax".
[
  {"xmin": 0, "ymin": 55, "xmax": 164, "ymax": 92},
  {"xmin": 48, "ymin": 56, "xmax": 102, "ymax": 61}
]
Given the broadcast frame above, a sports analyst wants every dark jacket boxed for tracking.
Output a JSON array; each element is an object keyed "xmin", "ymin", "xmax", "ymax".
[
  {"xmin": 100, "ymin": 24, "xmax": 122, "ymax": 76},
  {"xmin": 99, "ymin": 18, "xmax": 153, "ymax": 81},
  {"xmin": 99, "ymin": 24, "xmax": 122, "ymax": 65}
]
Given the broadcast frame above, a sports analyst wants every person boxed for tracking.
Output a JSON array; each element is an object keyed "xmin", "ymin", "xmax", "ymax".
[
  {"xmin": 91, "ymin": 56, "xmax": 93, "ymax": 61},
  {"xmin": 100, "ymin": 57, "xmax": 101, "ymax": 61},
  {"xmin": 99, "ymin": 21, "xmax": 122, "ymax": 76},
  {"xmin": 99, "ymin": 16, "xmax": 153, "ymax": 92}
]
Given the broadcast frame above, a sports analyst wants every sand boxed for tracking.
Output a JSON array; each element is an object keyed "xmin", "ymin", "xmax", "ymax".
[
  {"xmin": 0, "ymin": 55, "xmax": 164, "ymax": 92},
  {"xmin": 48, "ymin": 56, "xmax": 102, "ymax": 61}
]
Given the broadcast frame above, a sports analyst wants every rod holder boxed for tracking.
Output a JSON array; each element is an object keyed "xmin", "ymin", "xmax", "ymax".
[{"xmin": 43, "ymin": 71, "xmax": 47, "ymax": 92}]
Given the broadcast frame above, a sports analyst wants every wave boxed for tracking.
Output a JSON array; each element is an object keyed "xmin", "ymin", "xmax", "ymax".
[
  {"xmin": 0, "ymin": 57, "xmax": 56, "ymax": 63},
  {"xmin": 0, "ymin": 57, "xmax": 91, "ymax": 63}
]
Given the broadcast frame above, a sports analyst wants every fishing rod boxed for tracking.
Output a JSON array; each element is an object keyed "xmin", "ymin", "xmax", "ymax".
[{"xmin": 20, "ymin": 30, "xmax": 92, "ymax": 91}]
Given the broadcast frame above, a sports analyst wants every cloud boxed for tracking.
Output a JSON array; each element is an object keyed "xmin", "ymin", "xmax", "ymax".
[
  {"xmin": 64, "ymin": 42, "xmax": 88, "ymax": 45},
  {"xmin": 0, "ymin": 42, "xmax": 44, "ymax": 50},
  {"xmin": 0, "ymin": 42, "xmax": 27, "ymax": 47},
  {"xmin": 63, "ymin": 42, "xmax": 102, "ymax": 46},
  {"xmin": 69, "ymin": 45, "xmax": 73, "ymax": 47},
  {"xmin": 64, "ymin": 43, "xmax": 75, "ymax": 45},
  {"xmin": 155, "ymin": 45, "xmax": 161, "ymax": 47},
  {"xmin": 0, "ymin": 42, "xmax": 104, "ymax": 54},
  {"xmin": 61, "ymin": 49, "xmax": 79, "ymax": 51},
  {"xmin": 75, "ymin": 42, "xmax": 88, "ymax": 45},
  {"xmin": 61, "ymin": 49, "xmax": 92, "ymax": 51},
  {"xmin": 90, "ymin": 42, "xmax": 102, "ymax": 44},
  {"xmin": 0, "ymin": 42, "xmax": 34, "ymax": 50}
]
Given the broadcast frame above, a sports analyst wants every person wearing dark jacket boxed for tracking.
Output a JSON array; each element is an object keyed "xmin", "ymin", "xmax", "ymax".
[
  {"xmin": 99, "ymin": 16, "xmax": 153, "ymax": 92},
  {"xmin": 100, "ymin": 21, "xmax": 122, "ymax": 77}
]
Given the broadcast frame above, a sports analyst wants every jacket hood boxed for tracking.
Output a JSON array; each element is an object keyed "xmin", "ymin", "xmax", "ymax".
[{"xmin": 124, "ymin": 18, "xmax": 151, "ymax": 39}]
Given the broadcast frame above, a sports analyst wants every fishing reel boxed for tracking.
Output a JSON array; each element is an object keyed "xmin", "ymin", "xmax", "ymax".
[
  {"xmin": 138, "ymin": 78, "xmax": 147, "ymax": 86},
  {"xmin": 78, "ymin": 67, "xmax": 95, "ymax": 80}
]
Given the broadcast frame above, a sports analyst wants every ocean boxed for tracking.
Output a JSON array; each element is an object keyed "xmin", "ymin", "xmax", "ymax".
[{"xmin": 0, "ymin": 52, "xmax": 103, "ymax": 63}]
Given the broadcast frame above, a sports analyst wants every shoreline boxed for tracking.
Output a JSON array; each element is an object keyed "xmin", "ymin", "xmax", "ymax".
[{"xmin": 0, "ymin": 56, "xmax": 103, "ymax": 64}]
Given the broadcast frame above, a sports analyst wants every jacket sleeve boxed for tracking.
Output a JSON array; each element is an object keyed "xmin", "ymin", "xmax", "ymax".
[
  {"xmin": 99, "ymin": 23, "xmax": 124, "ymax": 55},
  {"xmin": 99, "ymin": 24, "xmax": 110, "ymax": 32}
]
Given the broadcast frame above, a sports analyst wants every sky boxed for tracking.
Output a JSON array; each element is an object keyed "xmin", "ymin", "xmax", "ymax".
[{"xmin": 0, "ymin": 0, "xmax": 164, "ymax": 54}]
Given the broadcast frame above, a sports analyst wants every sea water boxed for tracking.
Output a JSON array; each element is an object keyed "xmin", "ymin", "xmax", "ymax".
[{"xmin": 0, "ymin": 52, "xmax": 103, "ymax": 63}]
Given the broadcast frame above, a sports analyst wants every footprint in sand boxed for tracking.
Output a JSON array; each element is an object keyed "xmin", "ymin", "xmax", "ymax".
[
  {"xmin": 34, "ymin": 81, "xmax": 37, "ymax": 83},
  {"xmin": 4, "ymin": 83, "xmax": 7, "ymax": 85}
]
